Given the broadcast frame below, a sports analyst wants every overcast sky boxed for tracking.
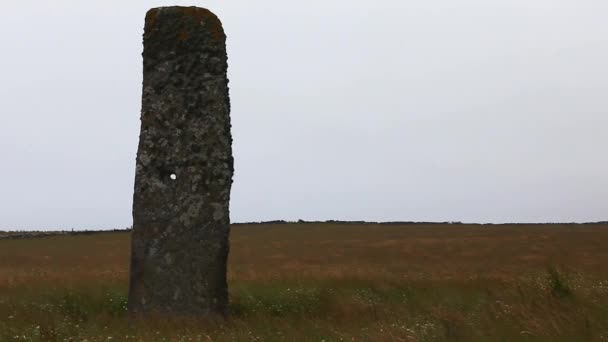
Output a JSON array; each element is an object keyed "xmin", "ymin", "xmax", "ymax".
[{"xmin": 1, "ymin": 0, "xmax": 607, "ymax": 230}]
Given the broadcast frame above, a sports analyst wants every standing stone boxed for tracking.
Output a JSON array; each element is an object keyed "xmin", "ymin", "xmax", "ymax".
[{"xmin": 128, "ymin": 6, "xmax": 233, "ymax": 316}]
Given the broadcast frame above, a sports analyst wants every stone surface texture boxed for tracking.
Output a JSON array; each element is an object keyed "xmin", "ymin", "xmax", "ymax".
[{"xmin": 128, "ymin": 6, "xmax": 233, "ymax": 316}]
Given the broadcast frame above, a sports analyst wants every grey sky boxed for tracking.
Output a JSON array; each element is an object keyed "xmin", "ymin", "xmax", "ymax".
[{"xmin": 1, "ymin": 0, "xmax": 607, "ymax": 230}]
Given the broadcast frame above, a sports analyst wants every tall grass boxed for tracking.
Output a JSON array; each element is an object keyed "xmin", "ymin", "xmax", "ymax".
[{"xmin": 1, "ymin": 224, "xmax": 608, "ymax": 341}]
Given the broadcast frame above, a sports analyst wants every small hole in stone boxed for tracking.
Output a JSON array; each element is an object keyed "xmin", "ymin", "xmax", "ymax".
[{"xmin": 170, "ymin": 174, "xmax": 177, "ymax": 180}]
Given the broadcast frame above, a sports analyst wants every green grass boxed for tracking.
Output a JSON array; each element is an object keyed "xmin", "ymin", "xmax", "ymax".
[{"xmin": 1, "ymin": 277, "xmax": 607, "ymax": 341}]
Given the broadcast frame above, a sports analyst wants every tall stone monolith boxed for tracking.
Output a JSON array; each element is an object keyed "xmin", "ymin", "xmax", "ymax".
[{"xmin": 128, "ymin": 6, "xmax": 233, "ymax": 316}]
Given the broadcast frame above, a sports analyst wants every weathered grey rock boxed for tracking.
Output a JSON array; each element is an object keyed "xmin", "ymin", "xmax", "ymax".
[{"xmin": 128, "ymin": 6, "xmax": 233, "ymax": 316}]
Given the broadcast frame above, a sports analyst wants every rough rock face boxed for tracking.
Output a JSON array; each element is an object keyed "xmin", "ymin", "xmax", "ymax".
[{"xmin": 128, "ymin": 6, "xmax": 233, "ymax": 316}]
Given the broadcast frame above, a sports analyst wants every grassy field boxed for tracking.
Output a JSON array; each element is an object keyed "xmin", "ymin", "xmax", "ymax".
[{"xmin": 1, "ymin": 223, "xmax": 607, "ymax": 341}]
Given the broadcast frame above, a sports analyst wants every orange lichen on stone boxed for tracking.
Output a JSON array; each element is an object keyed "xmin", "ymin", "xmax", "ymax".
[
  {"xmin": 145, "ymin": 8, "xmax": 159, "ymax": 31},
  {"xmin": 178, "ymin": 7, "xmax": 226, "ymax": 42},
  {"xmin": 144, "ymin": 7, "xmax": 226, "ymax": 43},
  {"xmin": 177, "ymin": 30, "xmax": 189, "ymax": 41}
]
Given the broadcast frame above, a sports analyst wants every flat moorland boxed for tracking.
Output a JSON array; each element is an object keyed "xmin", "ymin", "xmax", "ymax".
[{"xmin": 1, "ymin": 223, "xmax": 607, "ymax": 341}]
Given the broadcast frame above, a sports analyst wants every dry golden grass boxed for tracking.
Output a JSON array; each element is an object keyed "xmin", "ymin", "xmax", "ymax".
[{"xmin": 1, "ymin": 223, "xmax": 608, "ymax": 341}]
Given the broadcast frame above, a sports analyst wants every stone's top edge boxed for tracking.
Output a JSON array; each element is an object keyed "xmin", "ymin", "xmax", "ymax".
[
  {"xmin": 146, "ymin": 6, "xmax": 217, "ymax": 19},
  {"xmin": 147, "ymin": 6, "xmax": 213, "ymax": 13},
  {"xmin": 144, "ymin": 6, "xmax": 225, "ymax": 40}
]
